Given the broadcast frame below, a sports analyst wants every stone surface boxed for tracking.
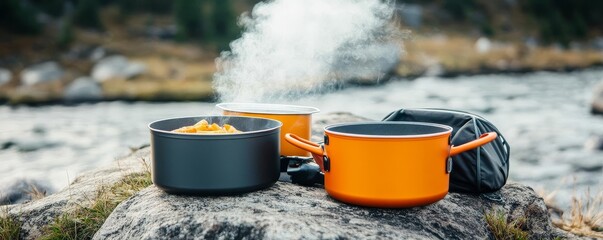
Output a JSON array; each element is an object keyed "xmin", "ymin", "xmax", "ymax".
[
  {"xmin": 91, "ymin": 55, "xmax": 146, "ymax": 81},
  {"xmin": 90, "ymin": 47, "xmax": 107, "ymax": 62},
  {"xmin": 0, "ymin": 68, "xmax": 11, "ymax": 85},
  {"xmin": 0, "ymin": 148, "xmax": 150, "ymax": 239},
  {"xmin": 20, "ymin": 62, "xmax": 64, "ymax": 85},
  {"xmin": 0, "ymin": 179, "xmax": 53, "ymax": 205},
  {"xmin": 63, "ymin": 76, "xmax": 103, "ymax": 102},
  {"xmin": 584, "ymin": 135, "xmax": 603, "ymax": 152},
  {"xmin": 475, "ymin": 37, "xmax": 492, "ymax": 53},
  {"xmin": 94, "ymin": 183, "xmax": 568, "ymax": 240},
  {"xmin": 592, "ymin": 80, "xmax": 603, "ymax": 115}
]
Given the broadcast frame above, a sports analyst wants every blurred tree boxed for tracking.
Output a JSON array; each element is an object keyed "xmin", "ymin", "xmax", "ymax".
[
  {"xmin": 443, "ymin": 0, "xmax": 475, "ymax": 21},
  {"xmin": 480, "ymin": 22, "xmax": 494, "ymax": 37},
  {"xmin": 174, "ymin": 0, "xmax": 204, "ymax": 41},
  {"xmin": 118, "ymin": 0, "xmax": 173, "ymax": 16},
  {"xmin": 57, "ymin": 17, "xmax": 75, "ymax": 49},
  {"xmin": 117, "ymin": 0, "xmax": 135, "ymax": 17},
  {"xmin": 522, "ymin": 0, "xmax": 603, "ymax": 47},
  {"xmin": 0, "ymin": 0, "xmax": 41, "ymax": 35},
  {"xmin": 32, "ymin": 0, "xmax": 65, "ymax": 17},
  {"xmin": 211, "ymin": 0, "xmax": 239, "ymax": 49},
  {"xmin": 74, "ymin": 0, "xmax": 103, "ymax": 30}
]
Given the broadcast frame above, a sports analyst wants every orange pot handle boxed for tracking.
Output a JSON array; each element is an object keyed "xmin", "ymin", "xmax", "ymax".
[
  {"xmin": 284, "ymin": 133, "xmax": 323, "ymax": 156},
  {"xmin": 450, "ymin": 132, "xmax": 498, "ymax": 156},
  {"xmin": 284, "ymin": 133, "xmax": 330, "ymax": 171}
]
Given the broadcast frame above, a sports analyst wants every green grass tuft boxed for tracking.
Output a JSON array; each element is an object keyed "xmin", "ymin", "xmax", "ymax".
[
  {"xmin": 0, "ymin": 212, "xmax": 22, "ymax": 240},
  {"xmin": 485, "ymin": 208, "xmax": 529, "ymax": 240},
  {"xmin": 40, "ymin": 171, "xmax": 152, "ymax": 240}
]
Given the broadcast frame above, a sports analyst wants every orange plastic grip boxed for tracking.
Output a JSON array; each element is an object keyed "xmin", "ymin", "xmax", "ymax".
[
  {"xmin": 284, "ymin": 133, "xmax": 323, "ymax": 156},
  {"xmin": 449, "ymin": 132, "xmax": 498, "ymax": 156}
]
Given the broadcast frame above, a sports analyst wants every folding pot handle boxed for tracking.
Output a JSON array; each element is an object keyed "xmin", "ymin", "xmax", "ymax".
[
  {"xmin": 285, "ymin": 133, "xmax": 326, "ymax": 171},
  {"xmin": 449, "ymin": 132, "xmax": 498, "ymax": 156}
]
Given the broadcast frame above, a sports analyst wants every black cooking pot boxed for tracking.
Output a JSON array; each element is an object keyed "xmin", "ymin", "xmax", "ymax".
[{"xmin": 149, "ymin": 116, "xmax": 282, "ymax": 195}]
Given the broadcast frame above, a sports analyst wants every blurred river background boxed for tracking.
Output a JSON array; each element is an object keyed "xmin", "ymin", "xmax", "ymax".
[{"xmin": 1, "ymin": 68, "xmax": 602, "ymax": 209}]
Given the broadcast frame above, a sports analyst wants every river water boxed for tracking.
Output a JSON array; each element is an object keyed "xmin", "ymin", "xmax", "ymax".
[{"xmin": 1, "ymin": 69, "xmax": 602, "ymax": 208}]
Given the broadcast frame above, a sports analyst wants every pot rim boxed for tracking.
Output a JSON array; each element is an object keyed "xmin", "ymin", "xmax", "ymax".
[
  {"xmin": 324, "ymin": 122, "xmax": 453, "ymax": 139},
  {"xmin": 216, "ymin": 102, "xmax": 320, "ymax": 115},
  {"xmin": 148, "ymin": 115, "xmax": 283, "ymax": 137}
]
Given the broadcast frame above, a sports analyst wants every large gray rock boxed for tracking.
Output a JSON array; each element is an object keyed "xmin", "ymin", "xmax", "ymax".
[
  {"xmin": 0, "ymin": 148, "xmax": 150, "ymax": 239},
  {"xmin": 592, "ymin": 81, "xmax": 603, "ymax": 115},
  {"xmin": 0, "ymin": 68, "xmax": 11, "ymax": 85},
  {"xmin": 20, "ymin": 62, "xmax": 64, "ymax": 85},
  {"xmin": 63, "ymin": 76, "xmax": 103, "ymax": 102},
  {"xmin": 94, "ymin": 183, "xmax": 568, "ymax": 239},
  {"xmin": 91, "ymin": 55, "xmax": 146, "ymax": 82}
]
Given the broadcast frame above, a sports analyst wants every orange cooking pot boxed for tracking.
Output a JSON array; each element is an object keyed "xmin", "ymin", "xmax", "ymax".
[
  {"xmin": 216, "ymin": 103, "xmax": 320, "ymax": 156},
  {"xmin": 285, "ymin": 122, "xmax": 497, "ymax": 208}
]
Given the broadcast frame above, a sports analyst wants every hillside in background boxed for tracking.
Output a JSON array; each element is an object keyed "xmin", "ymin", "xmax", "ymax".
[
  {"xmin": 398, "ymin": 0, "xmax": 603, "ymax": 46},
  {"xmin": 0, "ymin": 0, "xmax": 602, "ymax": 104}
]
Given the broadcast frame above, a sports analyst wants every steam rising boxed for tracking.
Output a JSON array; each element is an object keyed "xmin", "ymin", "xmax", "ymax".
[{"xmin": 214, "ymin": 0, "xmax": 402, "ymax": 102}]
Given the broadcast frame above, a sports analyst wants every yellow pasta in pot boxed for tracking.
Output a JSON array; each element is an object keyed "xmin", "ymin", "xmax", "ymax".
[
  {"xmin": 172, "ymin": 126, "xmax": 197, "ymax": 133},
  {"xmin": 172, "ymin": 119, "xmax": 242, "ymax": 134},
  {"xmin": 194, "ymin": 119, "xmax": 209, "ymax": 127}
]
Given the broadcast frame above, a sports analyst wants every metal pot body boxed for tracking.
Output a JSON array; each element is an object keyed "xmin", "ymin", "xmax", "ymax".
[
  {"xmin": 216, "ymin": 103, "xmax": 319, "ymax": 157},
  {"xmin": 149, "ymin": 116, "xmax": 282, "ymax": 195},
  {"xmin": 285, "ymin": 122, "xmax": 497, "ymax": 207}
]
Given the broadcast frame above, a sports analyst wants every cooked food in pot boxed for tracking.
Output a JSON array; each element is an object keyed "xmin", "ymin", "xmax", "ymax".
[{"xmin": 172, "ymin": 119, "xmax": 242, "ymax": 134}]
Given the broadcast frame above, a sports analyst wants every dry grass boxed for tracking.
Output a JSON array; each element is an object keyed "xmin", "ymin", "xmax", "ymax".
[
  {"xmin": 485, "ymin": 208, "xmax": 529, "ymax": 240},
  {"xmin": 40, "ymin": 170, "xmax": 152, "ymax": 240},
  {"xmin": 26, "ymin": 184, "xmax": 48, "ymax": 202},
  {"xmin": 131, "ymin": 56, "xmax": 216, "ymax": 81},
  {"xmin": 2, "ymin": 80, "xmax": 66, "ymax": 105},
  {"xmin": 551, "ymin": 190, "xmax": 603, "ymax": 238},
  {"xmin": 0, "ymin": 209, "xmax": 21, "ymax": 240}
]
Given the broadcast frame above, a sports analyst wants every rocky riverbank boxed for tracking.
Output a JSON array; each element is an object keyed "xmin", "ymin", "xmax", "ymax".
[
  {"xmin": 1, "ymin": 35, "xmax": 603, "ymax": 106},
  {"xmin": 0, "ymin": 112, "xmax": 583, "ymax": 239},
  {"xmin": 0, "ymin": 48, "xmax": 216, "ymax": 105}
]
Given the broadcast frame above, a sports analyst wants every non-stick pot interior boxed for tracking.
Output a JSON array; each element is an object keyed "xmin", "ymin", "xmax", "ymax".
[
  {"xmin": 150, "ymin": 116, "xmax": 281, "ymax": 133},
  {"xmin": 326, "ymin": 122, "xmax": 451, "ymax": 137}
]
